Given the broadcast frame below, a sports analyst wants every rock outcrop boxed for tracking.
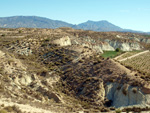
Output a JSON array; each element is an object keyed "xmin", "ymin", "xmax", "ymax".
[
  {"xmin": 79, "ymin": 40, "xmax": 142, "ymax": 52},
  {"xmin": 70, "ymin": 36, "xmax": 143, "ymax": 53},
  {"xmin": 141, "ymin": 38, "xmax": 150, "ymax": 43},
  {"xmin": 105, "ymin": 82, "xmax": 150, "ymax": 108},
  {"xmin": 99, "ymin": 42, "xmax": 115, "ymax": 51},
  {"xmin": 53, "ymin": 36, "xmax": 71, "ymax": 46}
]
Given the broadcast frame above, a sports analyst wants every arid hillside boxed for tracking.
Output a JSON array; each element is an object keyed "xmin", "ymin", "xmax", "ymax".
[{"xmin": 0, "ymin": 28, "xmax": 150, "ymax": 113}]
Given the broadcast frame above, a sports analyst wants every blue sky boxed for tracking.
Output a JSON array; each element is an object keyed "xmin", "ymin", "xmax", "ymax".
[{"xmin": 0, "ymin": 0, "xmax": 150, "ymax": 32}]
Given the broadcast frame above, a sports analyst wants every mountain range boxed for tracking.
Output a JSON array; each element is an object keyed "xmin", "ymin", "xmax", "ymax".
[{"xmin": 0, "ymin": 16, "xmax": 148, "ymax": 33}]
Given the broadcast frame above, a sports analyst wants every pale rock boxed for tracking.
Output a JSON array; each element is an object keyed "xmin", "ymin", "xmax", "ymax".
[
  {"xmin": 106, "ymin": 41, "xmax": 141, "ymax": 51},
  {"xmin": 105, "ymin": 82, "xmax": 150, "ymax": 108},
  {"xmin": 16, "ymin": 48, "xmax": 32, "ymax": 56},
  {"xmin": 141, "ymin": 39, "xmax": 150, "ymax": 43},
  {"xmin": 99, "ymin": 42, "xmax": 115, "ymax": 51},
  {"xmin": 129, "ymin": 37, "xmax": 140, "ymax": 42},
  {"xmin": 19, "ymin": 75, "xmax": 32, "ymax": 86},
  {"xmin": 81, "ymin": 43, "xmax": 103, "ymax": 53},
  {"xmin": 0, "ymin": 50, "xmax": 5, "ymax": 58},
  {"xmin": 53, "ymin": 36, "xmax": 71, "ymax": 46},
  {"xmin": 92, "ymin": 45, "xmax": 103, "ymax": 53},
  {"xmin": 116, "ymin": 35, "xmax": 122, "ymax": 38},
  {"xmin": 97, "ymin": 81, "xmax": 105, "ymax": 101}
]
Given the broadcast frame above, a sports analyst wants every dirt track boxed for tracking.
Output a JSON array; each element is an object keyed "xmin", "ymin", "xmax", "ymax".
[{"xmin": 118, "ymin": 50, "xmax": 149, "ymax": 62}]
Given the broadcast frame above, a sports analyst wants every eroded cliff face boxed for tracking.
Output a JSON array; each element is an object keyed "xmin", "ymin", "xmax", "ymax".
[
  {"xmin": 99, "ymin": 42, "xmax": 115, "ymax": 51},
  {"xmin": 105, "ymin": 82, "xmax": 150, "ymax": 108},
  {"xmin": 80, "ymin": 40, "xmax": 142, "ymax": 52},
  {"xmin": 104, "ymin": 40, "xmax": 142, "ymax": 51},
  {"xmin": 141, "ymin": 38, "xmax": 150, "ymax": 44},
  {"xmin": 70, "ymin": 36, "xmax": 143, "ymax": 53},
  {"xmin": 50, "ymin": 31, "xmax": 146, "ymax": 53}
]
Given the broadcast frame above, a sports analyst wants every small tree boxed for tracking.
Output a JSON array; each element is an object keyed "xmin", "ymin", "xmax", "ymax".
[
  {"xmin": 18, "ymin": 30, "xmax": 22, "ymax": 33},
  {"xmin": 115, "ymin": 48, "xmax": 120, "ymax": 52}
]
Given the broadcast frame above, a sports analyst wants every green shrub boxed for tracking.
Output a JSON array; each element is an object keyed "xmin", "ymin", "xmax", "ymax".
[{"xmin": 115, "ymin": 48, "xmax": 120, "ymax": 52}]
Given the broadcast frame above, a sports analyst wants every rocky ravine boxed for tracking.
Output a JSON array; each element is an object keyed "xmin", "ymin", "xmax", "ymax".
[
  {"xmin": 60, "ymin": 56, "xmax": 150, "ymax": 109},
  {"xmin": 0, "ymin": 28, "xmax": 150, "ymax": 112}
]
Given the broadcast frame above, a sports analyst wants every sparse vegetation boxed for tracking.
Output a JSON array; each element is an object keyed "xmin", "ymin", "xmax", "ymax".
[
  {"xmin": 121, "ymin": 52, "xmax": 150, "ymax": 77},
  {"xmin": 116, "ymin": 50, "xmax": 142, "ymax": 61},
  {"xmin": 0, "ymin": 28, "xmax": 150, "ymax": 112},
  {"xmin": 122, "ymin": 106, "xmax": 150, "ymax": 112}
]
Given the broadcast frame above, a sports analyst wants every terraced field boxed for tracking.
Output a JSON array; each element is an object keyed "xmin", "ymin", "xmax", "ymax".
[{"xmin": 121, "ymin": 52, "xmax": 150, "ymax": 75}]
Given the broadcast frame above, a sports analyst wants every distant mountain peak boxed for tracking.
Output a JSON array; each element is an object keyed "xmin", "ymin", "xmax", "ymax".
[
  {"xmin": 0, "ymin": 16, "xmax": 147, "ymax": 33},
  {"xmin": 0, "ymin": 16, "xmax": 72, "ymax": 28},
  {"xmin": 74, "ymin": 20, "xmax": 123, "ymax": 31}
]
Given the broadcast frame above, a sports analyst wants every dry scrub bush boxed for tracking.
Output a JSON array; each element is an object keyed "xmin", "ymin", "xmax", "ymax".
[
  {"xmin": 132, "ymin": 87, "xmax": 137, "ymax": 94},
  {"xmin": 122, "ymin": 84, "xmax": 129, "ymax": 96}
]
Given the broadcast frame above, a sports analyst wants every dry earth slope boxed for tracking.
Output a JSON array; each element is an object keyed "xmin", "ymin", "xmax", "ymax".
[{"xmin": 0, "ymin": 28, "xmax": 150, "ymax": 112}]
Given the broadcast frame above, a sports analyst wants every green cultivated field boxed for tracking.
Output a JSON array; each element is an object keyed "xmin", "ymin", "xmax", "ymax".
[{"xmin": 101, "ymin": 51, "xmax": 123, "ymax": 58}]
